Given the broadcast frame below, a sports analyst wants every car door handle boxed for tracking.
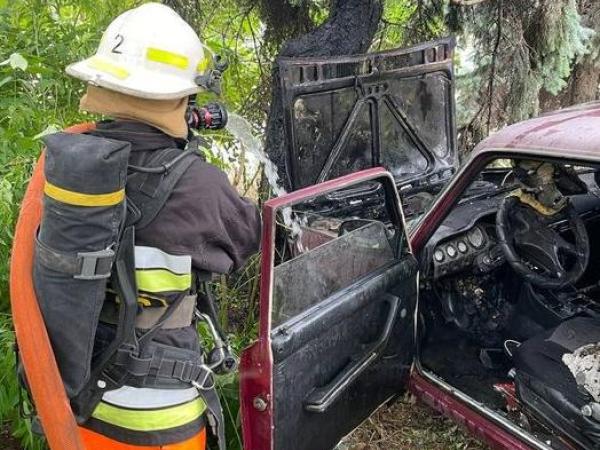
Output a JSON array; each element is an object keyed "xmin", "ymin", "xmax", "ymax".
[{"xmin": 303, "ymin": 293, "xmax": 401, "ymax": 413}]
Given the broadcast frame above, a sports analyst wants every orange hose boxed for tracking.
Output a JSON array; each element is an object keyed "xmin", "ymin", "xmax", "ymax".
[{"xmin": 10, "ymin": 123, "xmax": 96, "ymax": 449}]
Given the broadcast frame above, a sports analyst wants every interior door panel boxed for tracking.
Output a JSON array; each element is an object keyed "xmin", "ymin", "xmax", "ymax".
[{"xmin": 271, "ymin": 257, "xmax": 417, "ymax": 450}]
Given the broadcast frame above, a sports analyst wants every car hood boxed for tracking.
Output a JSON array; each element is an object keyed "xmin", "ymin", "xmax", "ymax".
[{"xmin": 278, "ymin": 38, "xmax": 459, "ymax": 192}]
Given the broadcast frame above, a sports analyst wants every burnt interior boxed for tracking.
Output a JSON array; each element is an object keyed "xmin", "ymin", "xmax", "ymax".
[
  {"xmin": 271, "ymin": 36, "xmax": 600, "ymax": 450},
  {"xmin": 419, "ymin": 160, "xmax": 600, "ymax": 449}
]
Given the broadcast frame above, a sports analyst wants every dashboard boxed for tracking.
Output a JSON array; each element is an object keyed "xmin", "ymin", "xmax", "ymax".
[
  {"xmin": 432, "ymin": 223, "xmax": 504, "ymax": 279},
  {"xmin": 425, "ymin": 188, "xmax": 600, "ymax": 281}
]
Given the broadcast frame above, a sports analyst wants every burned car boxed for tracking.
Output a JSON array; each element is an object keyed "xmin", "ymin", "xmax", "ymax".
[
  {"xmin": 10, "ymin": 39, "xmax": 600, "ymax": 450},
  {"xmin": 238, "ymin": 39, "xmax": 600, "ymax": 450}
]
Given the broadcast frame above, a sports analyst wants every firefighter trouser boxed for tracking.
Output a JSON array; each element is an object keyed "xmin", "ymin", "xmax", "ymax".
[{"xmin": 80, "ymin": 427, "xmax": 206, "ymax": 450}]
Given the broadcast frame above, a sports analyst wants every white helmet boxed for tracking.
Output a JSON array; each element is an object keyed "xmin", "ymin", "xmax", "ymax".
[{"xmin": 66, "ymin": 2, "xmax": 210, "ymax": 99}]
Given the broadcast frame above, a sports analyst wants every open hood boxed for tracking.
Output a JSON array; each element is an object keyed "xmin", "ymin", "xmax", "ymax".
[{"xmin": 279, "ymin": 38, "xmax": 458, "ymax": 192}]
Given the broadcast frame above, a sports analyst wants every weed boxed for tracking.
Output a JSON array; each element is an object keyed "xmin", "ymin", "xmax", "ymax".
[{"xmin": 0, "ymin": 315, "xmax": 46, "ymax": 449}]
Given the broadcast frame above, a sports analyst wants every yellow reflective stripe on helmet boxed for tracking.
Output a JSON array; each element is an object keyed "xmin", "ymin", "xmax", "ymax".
[
  {"xmin": 197, "ymin": 56, "xmax": 210, "ymax": 73},
  {"xmin": 88, "ymin": 57, "xmax": 130, "ymax": 80},
  {"xmin": 44, "ymin": 181, "xmax": 125, "ymax": 207},
  {"xmin": 136, "ymin": 269, "xmax": 191, "ymax": 293},
  {"xmin": 198, "ymin": 43, "xmax": 214, "ymax": 73},
  {"xmin": 92, "ymin": 398, "xmax": 206, "ymax": 432},
  {"xmin": 147, "ymin": 47, "xmax": 189, "ymax": 70}
]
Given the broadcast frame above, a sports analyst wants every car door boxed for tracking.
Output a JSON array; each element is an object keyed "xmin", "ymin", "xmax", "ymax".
[{"xmin": 240, "ymin": 167, "xmax": 418, "ymax": 450}]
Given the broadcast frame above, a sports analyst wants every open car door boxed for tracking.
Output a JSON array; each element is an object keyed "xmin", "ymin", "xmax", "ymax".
[{"xmin": 240, "ymin": 167, "xmax": 418, "ymax": 450}]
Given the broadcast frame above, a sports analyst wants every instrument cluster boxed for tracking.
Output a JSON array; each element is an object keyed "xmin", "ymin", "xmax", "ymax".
[{"xmin": 433, "ymin": 225, "xmax": 490, "ymax": 278}]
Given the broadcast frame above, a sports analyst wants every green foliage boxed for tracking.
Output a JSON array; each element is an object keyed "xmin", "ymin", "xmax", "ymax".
[
  {"xmin": 194, "ymin": 254, "xmax": 259, "ymax": 450},
  {"xmin": 0, "ymin": 315, "xmax": 46, "ymax": 449},
  {"xmin": 213, "ymin": 255, "xmax": 260, "ymax": 450},
  {"xmin": 454, "ymin": 0, "xmax": 595, "ymax": 149},
  {"xmin": 537, "ymin": 0, "xmax": 594, "ymax": 95},
  {"xmin": 373, "ymin": 0, "xmax": 416, "ymax": 50},
  {"xmin": 197, "ymin": 0, "xmax": 265, "ymax": 117},
  {"xmin": 374, "ymin": 0, "xmax": 449, "ymax": 51}
]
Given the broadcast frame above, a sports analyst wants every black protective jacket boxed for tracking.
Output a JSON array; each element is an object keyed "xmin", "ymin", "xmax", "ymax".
[{"xmin": 91, "ymin": 120, "xmax": 262, "ymax": 274}]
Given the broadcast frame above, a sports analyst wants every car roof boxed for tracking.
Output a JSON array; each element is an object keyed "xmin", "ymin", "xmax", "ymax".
[{"xmin": 473, "ymin": 101, "xmax": 600, "ymax": 161}]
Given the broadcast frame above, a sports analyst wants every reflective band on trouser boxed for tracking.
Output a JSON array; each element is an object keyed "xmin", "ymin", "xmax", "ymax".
[
  {"xmin": 91, "ymin": 398, "xmax": 206, "ymax": 432},
  {"xmin": 44, "ymin": 181, "xmax": 125, "ymax": 207},
  {"xmin": 88, "ymin": 57, "xmax": 130, "ymax": 80},
  {"xmin": 146, "ymin": 48, "xmax": 189, "ymax": 69}
]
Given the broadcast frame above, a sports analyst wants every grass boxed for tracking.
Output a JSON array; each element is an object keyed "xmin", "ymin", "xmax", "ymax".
[
  {"xmin": 0, "ymin": 315, "xmax": 46, "ymax": 450},
  {"xmin": 342, "ymin": 394, "xmax": 489, "ymax": 450}
]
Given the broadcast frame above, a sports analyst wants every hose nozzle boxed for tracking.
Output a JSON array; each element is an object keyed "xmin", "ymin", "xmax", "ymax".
[{"xmin": 187, "ymin": 102, "xmax": 228, "ymax": 130}]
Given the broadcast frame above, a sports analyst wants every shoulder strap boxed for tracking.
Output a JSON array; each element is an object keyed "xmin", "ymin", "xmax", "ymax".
[
  {"xmin": 70, "ymin": 226, "xmax": 139, "ymax": 421},
  {"xmin": 126, "ymin": 148, "xmax": 199, "ymax": 229}
]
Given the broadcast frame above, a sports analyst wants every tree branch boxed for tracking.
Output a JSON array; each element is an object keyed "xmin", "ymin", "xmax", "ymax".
[{"xmin": 486, "ymin": 0, "xmax": 503, "ymax": 133}]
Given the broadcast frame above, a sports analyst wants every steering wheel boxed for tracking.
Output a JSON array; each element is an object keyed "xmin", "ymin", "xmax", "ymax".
[{"xmin": 496, "ymin": 196, "xmax": 590, "ymax": 289}]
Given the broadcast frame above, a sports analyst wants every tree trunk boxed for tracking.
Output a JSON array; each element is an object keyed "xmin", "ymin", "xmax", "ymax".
[
  {"xmin": 540, "ymin": 58, "xmax": 600, "ymax": 111},
  {"xmin": 162, "ymin": 0, "xmax": 202, "ymax": 30},
  {"xmin": 567, "ymin": 60, "xmax": 600, "ymax": 104},
  {"xmin": 539, "ymin": 0, "xmax": 600, "ymax": 111},
  {"xmin": 264, "ymin": 0, "xmax": 383, "ymax": 190}
]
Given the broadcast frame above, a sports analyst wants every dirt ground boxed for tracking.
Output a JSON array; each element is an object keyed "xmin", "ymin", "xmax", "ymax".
[
  {"xmin": 341, "ymin": 395, "xmax": 489, "ymax": 450},
  {"xmin": 1, "ymin": 423, "xmax": 22, "ymax": 450}
]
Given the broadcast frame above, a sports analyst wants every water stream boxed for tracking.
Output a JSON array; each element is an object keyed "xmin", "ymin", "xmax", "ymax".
[
  {"xmin": 226, "ymin": 113, "xmax": 303, "ymax": 237},
  {"xmin": 226, "ymin": 113, "xmax": 286, "ymax": 197}
]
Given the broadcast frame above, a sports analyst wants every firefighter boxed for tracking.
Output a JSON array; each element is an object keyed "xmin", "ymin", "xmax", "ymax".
[{"xmin": 47, "ymin": 2, "xmax": 261, "ymax": 449}]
